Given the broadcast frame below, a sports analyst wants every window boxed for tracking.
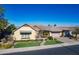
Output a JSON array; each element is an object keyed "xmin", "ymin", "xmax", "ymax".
[
  {"xmin": 20, "ymin": 31, "xmax": 31, "ymax": 39},
  {"xmin": 21, "ymin": 33, "xmax": 29, "ymax": 39}
]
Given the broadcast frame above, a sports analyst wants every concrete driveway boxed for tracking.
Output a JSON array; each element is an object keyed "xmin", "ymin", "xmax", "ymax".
[
  {"xmin": 57, "ymin": 37, "xmax": 78, "ymax": 43},
  {"xmin": 1, "ymin": 42, "xmax": 79, "ymax": 55}
]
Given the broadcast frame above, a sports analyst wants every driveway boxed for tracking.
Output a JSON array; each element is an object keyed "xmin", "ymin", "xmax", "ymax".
[
  {"xmin": 1, "ymin": 42, "xmax": 79, "ymax": 55},
  {"xmin": 57, "ymin": 37, "xmax": 78, "ymax": 43}
]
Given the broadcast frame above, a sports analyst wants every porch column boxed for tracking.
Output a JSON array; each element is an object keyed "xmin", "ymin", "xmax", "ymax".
[{"xmin": 61, "ymin": 31, "xmax": 64, "ymax": 37}]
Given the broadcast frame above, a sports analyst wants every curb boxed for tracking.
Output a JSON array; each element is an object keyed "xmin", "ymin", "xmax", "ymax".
[{"xmin": 0, "ymin": 42, "xmax": 79, "ymax": 54}]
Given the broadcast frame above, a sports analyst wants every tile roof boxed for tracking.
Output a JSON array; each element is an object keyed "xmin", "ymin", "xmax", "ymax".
[
  {"xmin": 32, "ymin": 25, "xmax": 79, "ymax": 32},
  {"xmin": 15, "ymin": 24, "xmax": 79, "ymax": 32}
]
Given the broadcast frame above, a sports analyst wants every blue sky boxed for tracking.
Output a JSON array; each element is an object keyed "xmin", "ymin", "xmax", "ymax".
[{"xmin": 1, "ymin": 4, "xmax": 79, "ymax": 26}]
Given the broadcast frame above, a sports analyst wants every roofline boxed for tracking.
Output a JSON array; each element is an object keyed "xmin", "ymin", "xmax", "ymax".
[
  {"xmin": 33, "ymin": 25, "xmax": 41, "ymax": 30},
  {"xmin": 14, "ymin": 24, "xmax": 38, "ymax": 32}
]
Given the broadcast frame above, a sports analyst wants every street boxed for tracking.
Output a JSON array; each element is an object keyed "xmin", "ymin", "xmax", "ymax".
[{"xmin": 1, "ymin": 42, "xmax": 79, "ymax": 55}]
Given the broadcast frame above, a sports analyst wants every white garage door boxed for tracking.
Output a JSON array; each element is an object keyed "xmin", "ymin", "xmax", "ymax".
[{"xmin": 51, "ymin": 32, "xmax": 61, "ymax": 38}]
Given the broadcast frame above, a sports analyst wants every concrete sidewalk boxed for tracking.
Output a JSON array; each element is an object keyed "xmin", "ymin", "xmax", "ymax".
[{"xmin": 0, "ymin": 42, "xmax": 79, "ymax": 55}]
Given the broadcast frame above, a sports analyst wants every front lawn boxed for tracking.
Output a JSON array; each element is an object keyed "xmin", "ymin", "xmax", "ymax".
[
  {"xmin": 14, "ymin": 40, "xmax": 42, "ymax": 48},
  {"xmin": 14, "ymin": 39, "xmax": 62, "ymax": 48},
  {"xmin": 44, "ymin": 39, "xmax": 63, "ymax": 45}
]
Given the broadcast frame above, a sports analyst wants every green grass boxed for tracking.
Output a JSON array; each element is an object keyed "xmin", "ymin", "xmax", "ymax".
[
  {"xmin": 14, "ymin": 39, "xmax": 63, "ymax": 48},
  {"xmin": 44, "ymin": 39, "xmax": 63, "ymax": 45},
  {"xmin": 14, "ymin": 40, "xmax": 42, "ymax": 48}
]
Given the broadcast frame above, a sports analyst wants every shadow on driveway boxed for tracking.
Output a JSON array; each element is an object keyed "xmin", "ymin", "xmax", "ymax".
[{"xmin": 2, "ymin": 44, "xmax": 79, "ymax": 55}]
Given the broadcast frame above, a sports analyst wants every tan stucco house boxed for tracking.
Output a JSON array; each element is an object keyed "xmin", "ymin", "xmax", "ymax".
[{"xmin": 13, "ymin": 24, "xmax": 76, "ymax": 40}]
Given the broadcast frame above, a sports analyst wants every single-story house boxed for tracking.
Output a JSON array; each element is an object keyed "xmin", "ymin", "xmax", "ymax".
[{"xmin": 13, "ymin": 24, "xmax": 78, "ymax": 40}]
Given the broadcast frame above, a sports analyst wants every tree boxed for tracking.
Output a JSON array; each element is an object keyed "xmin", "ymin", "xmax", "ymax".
[
  {"xmin": 0, "ymin": 7, "xmax": 8, "ymax": 30},
  {"xmin": 48, "ymin": 24, "xmax": 51, "ymax": 26},
  {"xmin": 73, "ymin": 27, "xmax": 79, "ymax": 40},
  {"xmin": 0, "ymin": 7, "xmax": 9, "ymax": 41},
  {"xmin": 0, "ymin": 7, "xmax": 16, "ymax": 42},
  {"xmin": 54, "ymin": 24, "xmax": 57, "ymax": 27},
  {"xmin": 0, "ymin": 7, "xmax": 4, "ymax": 13},
  {"xmin": 6, "ymin": 24, "xmax": 16, "ymax": 34},
  {"xmin": 0, "ymin": 19, "xmax": 8, "ymax": 30},
  {"xmin": 0, "ymin": 7, "xmax": 4, "ymax": 19}
]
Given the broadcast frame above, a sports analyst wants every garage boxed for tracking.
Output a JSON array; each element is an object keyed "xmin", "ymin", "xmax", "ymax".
[{"xmin": 50, "ymin": 32, "xmax": 62, "ymax": 38}]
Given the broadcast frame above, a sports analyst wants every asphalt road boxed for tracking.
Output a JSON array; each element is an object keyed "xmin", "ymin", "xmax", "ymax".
[{"xmin": 2, "ymin": 44, "xmax": 79, "ymax": 55}]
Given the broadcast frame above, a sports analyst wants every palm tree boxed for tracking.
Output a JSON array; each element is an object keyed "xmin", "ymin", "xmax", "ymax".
[{"xmin": 54, "ymin": 24, "xmax": 57, "ymax": 27}]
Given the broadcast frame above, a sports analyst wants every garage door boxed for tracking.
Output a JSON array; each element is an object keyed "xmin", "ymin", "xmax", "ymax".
[{"xmin": 51, "ymin": 32, "xmax": 61, "ymax": 38}]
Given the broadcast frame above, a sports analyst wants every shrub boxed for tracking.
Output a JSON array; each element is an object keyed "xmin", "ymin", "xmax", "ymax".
[
  {"xmin": 54, "ymin": 38, "xmax": 57, "ymax": 40},
  {"xmin": 1, "ymin": 42, "xmax": 13, "ymax": 49},
  {"xmin": 3, "ymin": 43, "xmax": 13, "ymax": 49},
  {"xmin": 1, "ymin": 38, "xmax": 7, "ymax": 43},
  {"xmin": 0, "ymin": 44, "xmax": 1, "ymax": 48},
  {"xmin": 47, "ymin": 36, "xmax": 53, "ymax": 40},
  {"xmin": 0, "ymin": 41, "xmax": 14, "ymax": 49}
]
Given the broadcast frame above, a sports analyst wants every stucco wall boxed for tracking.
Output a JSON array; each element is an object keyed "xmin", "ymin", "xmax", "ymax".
[{"xmin": 13, "ymin": 26, "xmax": 37, "ymax": 40}]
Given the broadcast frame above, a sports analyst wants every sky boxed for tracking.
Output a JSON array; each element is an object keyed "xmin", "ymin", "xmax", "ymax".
[{"xmin": 1, "ymin": 4, "xmax": 79, "ymax": 26}]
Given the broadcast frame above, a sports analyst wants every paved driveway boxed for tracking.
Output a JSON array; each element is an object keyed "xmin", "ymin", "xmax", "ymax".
[
  {"xmin": 57, "ymin": 37, "xmax": 78, "ymax": 43},
  {"xmin": 1, "ymin": 42, "xmax": 79, "ymax": 55}
]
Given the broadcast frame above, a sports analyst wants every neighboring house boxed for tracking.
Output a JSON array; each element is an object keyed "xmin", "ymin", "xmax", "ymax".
[{"xmin": 13, "ymin": 24, "xmax": 77, "ymax": 40}]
